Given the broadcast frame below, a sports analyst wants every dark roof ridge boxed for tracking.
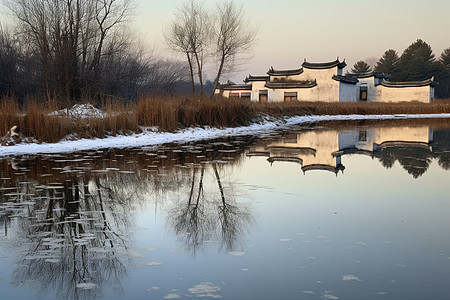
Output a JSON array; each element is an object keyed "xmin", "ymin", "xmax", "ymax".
[
  {"xmin": 265, "ymin": 79, "xmax": 317, "ymax": 89},
  {"xmin": 244, "ymin": 75, "xmax": 269, "ymax": 83},
  {"xmin": 380, "ymin": 77, "xmax": 437, "ymax": 88},
  {"xmin": 332, "ymin": 75, "xmax": 359, "ymax": 84},
  {"xmin": 302, "ymin": 58, "xmax": 347, "ymax": 69},
  {"xmin": 218, "ymin": 83, "xmax": 252, "ymax": 90},
  {"xmin": 347, "ymin": 72, "xmax": 391, "ymax": 79},
  {"xmin": 267, "ymin": 66, "xmax": 304, "ymax": 76}
]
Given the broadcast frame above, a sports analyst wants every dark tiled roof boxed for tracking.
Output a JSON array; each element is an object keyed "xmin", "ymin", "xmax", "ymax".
[
  {"xmin": 332, "ymin": 75, "xmax": 359, "ymax": 84},
  {"xmin": 347, "ymin": 72, "xmax": 391, "ymax": 79},
  {"xmin": 380, "ymin": 77, "xmax": 437, "ymax": 88},
  {"xmin": 301, "ymin": 164, "xmax": 345, "ymax": 174},
  {"xmin": 332, "ymin": 148, "xmax": 374, "ymax": 157},
  {"xmin": 266, "ymin": 146, "xmax": 317, "ymax": 156},
  {"xmin": 218, "ymin": 83, "xmax": 252, "ymax": 91},
  {"xmin": 302, "ymin": 59, "xmax": 347, "ymax": 69},
  {"xmin": 374, "ymin": 141, "xmax": 431, "ymax": 150},
  {"xmin": 244, "ymin": 75, "xmax": 269, "ymax": 83},
  {"xmin": 267, "ymin": 67, "xmax": 303, "ymax": 76},
  {"xmin": 265, "ymin": 80, "xmax": 317, "ymax": 89},
  {"xmin": 267, "ymin": 157, "xmax": 303, "ymax": 165}
]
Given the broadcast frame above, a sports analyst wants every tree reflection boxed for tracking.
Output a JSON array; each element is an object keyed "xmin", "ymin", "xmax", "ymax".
[
  {"xmin": 0, "ymin": 170, "xmax": 143, "ymax": 300},
  {"xmin": 167, "ymin": 161, "xmax": 255, "ymax": 257},
  {"xmin": 168, "ymin": 165, "xmax": 214, "ymax": 256},
  {"xmin": 431, "ymin": 129, "xmax": 450, "ymax": 170},
  {"xmin": 374, "ymin": 145, "xmax": 432, "ymax": 178}
]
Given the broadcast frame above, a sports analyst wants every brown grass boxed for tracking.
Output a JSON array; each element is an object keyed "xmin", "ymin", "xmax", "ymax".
[
  {"xmin": 252, "ymin": 99, "xmax": 450, "ymax": 116},
  {"xmin": 1, "ymin": 95, "xmax": 450, "ymax": 143}
]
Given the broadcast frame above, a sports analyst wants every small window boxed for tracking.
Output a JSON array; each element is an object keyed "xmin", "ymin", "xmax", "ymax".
[
  {"xmin": 241, "ymin": 92, "xmax": 251, "ymax": 99},
  {"xmin": 259, "ymin": 90, "xmax": 268, "ymax": 103},
  {"xmin": 360, "ymin": 86, "xmax": 368, "ymax": 101},
  {"xmin": 229, "ymin": 92, "xmax": 239, "ymax": 98},
  {"xmin": 284, "ymin": 92, "xmax": 297, "ymax": 102},
  {"xmin": 358, "ymin": 130, "xmax": 367, "ymax": 142}
]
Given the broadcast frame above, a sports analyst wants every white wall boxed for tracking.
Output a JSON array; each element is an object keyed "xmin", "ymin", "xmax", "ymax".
[
  {"xmin": 378, "ymin": 85, "xmax": 431, "ymax": 103},
  {"xmin": 339, "ymin": 82, "xmax": 358, "ymax": 102},
  {"xmin": 356, "ymin": 77, "xmax": 378, "ymax": 102},
  {"xmin": 301, "ymin": 67, "xmax": 341, "ymax": 102},
  {"xmin": 251, "ymin": 81, "xmax": 268, "ymax": 102}
]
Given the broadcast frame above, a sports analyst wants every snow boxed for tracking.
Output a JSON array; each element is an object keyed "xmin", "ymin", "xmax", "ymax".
[
  {"xmin": 48, "ymin": 103, "xmax": 107, "ymax": 119},
  {"xmin": 0, "ymin": 113, "xmax": 449, "ymax": 157}
]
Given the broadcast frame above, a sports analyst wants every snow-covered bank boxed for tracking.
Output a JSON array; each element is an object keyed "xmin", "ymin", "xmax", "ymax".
[{"xmin": 1, "ymin": 113, "xmax": 450, "ymax": 157}]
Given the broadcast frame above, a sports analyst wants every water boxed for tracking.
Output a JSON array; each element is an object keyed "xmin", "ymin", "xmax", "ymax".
[{"xmin": 0, "ymin": 120, "xmax": 449, "ymax": 300}]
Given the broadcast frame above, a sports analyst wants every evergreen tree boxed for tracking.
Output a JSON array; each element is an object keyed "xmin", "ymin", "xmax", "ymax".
[
  {"xmin": 351, "ymin": 60, "xmax": 372, "ymax": 74},
  {"xmin": 397, "ymin": 39, "xmax": 438, "ymax": 81},
  {"xmin": 374, "ymin": 49, "xmax": 400, "ymax": 77},
  {"xmin": 436, "ymin": 47, "xmax": 450, "ymax": 98},
  {"xmin": 441, "ymin": 47, "xmax": 450, "ymax": 67}
]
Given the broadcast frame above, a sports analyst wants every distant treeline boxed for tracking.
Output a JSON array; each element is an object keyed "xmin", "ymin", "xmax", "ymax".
[
  {"xmin": 0, "ymin": 0, "xmax": 201, "ymax": 105},
  {"xmin": 0, "ymin": 0, "xmax": 255, "ymax": 105},
  {"xmin": 350, "ymin": 39, "xmax": 450, "ymax": 98}
]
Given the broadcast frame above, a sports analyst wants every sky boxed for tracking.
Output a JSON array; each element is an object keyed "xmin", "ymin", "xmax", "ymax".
[
  {"xmin": 133, "ymin": 0, "xmax": 450, "ymax": 82},
  {"xmin": 1, "ymin": 0, "xmax": 449, "ymax": 83}
]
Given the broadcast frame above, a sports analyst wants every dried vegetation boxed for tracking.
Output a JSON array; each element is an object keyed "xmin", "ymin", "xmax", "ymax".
[{"xmin": 1, "ymin": 95, "xmax": 450, "ymax": 143}]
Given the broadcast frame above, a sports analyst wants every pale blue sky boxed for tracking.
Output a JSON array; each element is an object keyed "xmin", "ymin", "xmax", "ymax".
[
  {"xmin": 134, "ymin": 0, "xmax": 450, "ymax": 81},
  {"xmin": 2, "ymin": 0, "xmax": 448, "ymax": 82}
]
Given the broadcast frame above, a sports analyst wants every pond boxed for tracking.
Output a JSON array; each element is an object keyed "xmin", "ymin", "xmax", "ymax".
[{"xmin": 0, "ymin": 120, "xmax": 449, "ymax": 300}]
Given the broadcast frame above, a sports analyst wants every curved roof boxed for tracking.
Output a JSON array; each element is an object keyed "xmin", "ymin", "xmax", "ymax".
[
  {"xmin": 347, "ymin": 72, "xmax": 392, "ymax": 79},
  {"xmin": 266, "ymin": 146, "xmax": 317, "ymax": 156},
  {"xmin": 374, "ymin": 141, "xmax": 432, "ymax": 150},
  {"xmin": 301, "ymin": 163, "xmax": 345, "ymax": 174},
  {"xmin": 265, "ymin": 80, "xmax": 317, "ymax": 89},
  {"xmin": 218, "ymin": 83, "xmax": 252, "ymax": 91},
  {"xmin": 302, "ymin": 59, "xmax": 347, "ymax": 69},
  {"xmin": 332, "ymin": 148, "xmax": 374, "ymax": 157},
  {"xmin": 267, "ymin": 157, "xmax": 303, "ymax": 165},
  {"xmin": 332, "ymin": 75, "xmax": 359, "ymax": 84},
  {"xmin": 267, "ymin": 67, "xmax": 304, "ymax": 76},
  {"xmin": 244, "ymin": 75, "xmax": 269, "ymax": 83},
  {"xmin": 380, "ymin": 77, "xmax": 437, "ymax": 88}
]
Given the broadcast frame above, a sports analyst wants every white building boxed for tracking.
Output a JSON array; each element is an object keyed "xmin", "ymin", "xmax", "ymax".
[
  {"xmin": 217, "ymin": 59, "xmax": 437, "ymax": 103},
  {"xmin": 351, "ymin": 73, "xmax": 436, "ymax": 103}
]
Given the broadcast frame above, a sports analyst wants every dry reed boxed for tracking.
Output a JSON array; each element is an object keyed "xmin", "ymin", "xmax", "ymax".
[{"xmin": 1, "ymin": 95, "xmax": 450, "ymax": 144}]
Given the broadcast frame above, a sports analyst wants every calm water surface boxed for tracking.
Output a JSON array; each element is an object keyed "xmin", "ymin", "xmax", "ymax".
[{"xmin": 0, "ymin": 121, "xmax": 449, "ymax": 300}]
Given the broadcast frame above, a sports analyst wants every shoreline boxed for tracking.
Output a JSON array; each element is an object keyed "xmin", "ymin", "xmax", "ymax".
[{"xmin": 1, "ymin": 113, "xmax": 450, "ymax": 157}]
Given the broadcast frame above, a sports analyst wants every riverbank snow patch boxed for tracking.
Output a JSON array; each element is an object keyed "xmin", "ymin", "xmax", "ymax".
[
  {"xmin": 0, "ymin": 113, "xmax": 450, "ymax": 157},
  {"xmin": 49, "ymin": 103, "xmax": 107, "ymax": 119}
]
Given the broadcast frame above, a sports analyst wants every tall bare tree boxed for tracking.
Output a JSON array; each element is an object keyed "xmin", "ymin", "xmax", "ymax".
[
  {"xmin": 5, "ymin": 0, "xmax": 135, "ymax": 102},
  {"xmin": 164, "ymin": 0, "xmax": 210, "ymax": 95},
  {"xmin": 210, "ymin": 1, "xmax": 257, "ymax": 98}
]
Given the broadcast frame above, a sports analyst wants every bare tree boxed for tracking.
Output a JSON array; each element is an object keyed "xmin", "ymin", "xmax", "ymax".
[
  {"xmin": 5, "ymin": 0, "xmax": 135, "ymax": 102},
  {"xmin": 210, "ymin": 1, "xmax": 257, "ymax": 98},
  {"xmin": 0, "ymin": 24, "xmax": 20, "ymax": 97},
  {"xmin": 164, "ymin": 0, "xmax": 210, "ymax": 96}
]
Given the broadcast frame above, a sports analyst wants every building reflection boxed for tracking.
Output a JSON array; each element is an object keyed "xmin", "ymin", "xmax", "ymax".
[
  {"xmin": 248, "ymin": 125, "xmax": 448, "ymax": 178},
  {"xmin": 248, "ymin": 130, "xmax": 345, "ymax": 175},
  {"xmin": 0, "ymin": 125, "xmax": 449, "ymax": 299}
]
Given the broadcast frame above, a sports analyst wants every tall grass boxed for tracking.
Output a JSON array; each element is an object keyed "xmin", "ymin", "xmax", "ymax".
[
  {"xmin": 253, "ymin": 100, "xmax": 450, "ymax": 116},
  {"xmin": 1, "ymin": 95, "xmax": 450, "ymax": 144}
]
